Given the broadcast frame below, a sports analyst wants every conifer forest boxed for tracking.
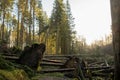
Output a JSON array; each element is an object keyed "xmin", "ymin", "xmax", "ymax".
[{"xmin": 0, "ymin": 0, "xmax": 120, "ymax": 80}]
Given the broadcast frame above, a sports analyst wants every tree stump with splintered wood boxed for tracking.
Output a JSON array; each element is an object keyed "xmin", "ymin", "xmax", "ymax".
[
  {"xmin": 18, "ymin": 43, "xmax": 46, "ymax": 70},
  {"xmin": 62, "ymin": 56, "xmax": 86, "ymax": 80}
]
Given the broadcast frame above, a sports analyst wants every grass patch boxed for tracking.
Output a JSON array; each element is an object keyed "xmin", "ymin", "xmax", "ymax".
[
  {"xmin": 0, "ymin": 69, "xmax": 30, "ymax": 80},
  {"xmin": 0, "ymin": 55, "xmax": 31, "ymax": 80},
  {"xmin": 32, "ymin": 72, "xmax": 64, "ymax": 80}
]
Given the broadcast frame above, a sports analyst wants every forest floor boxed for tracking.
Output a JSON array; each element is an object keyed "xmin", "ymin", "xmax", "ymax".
[
  {"xmin": 34, "ymin": 76, "xmax": 72, "ymax": 80},
  {"xmin": 31, "ymin": 72, "xmax": 73, "ymax": 80},
  {"xmin": 0, "ymin": 53, "xmax": 114, "ymax": 80}
]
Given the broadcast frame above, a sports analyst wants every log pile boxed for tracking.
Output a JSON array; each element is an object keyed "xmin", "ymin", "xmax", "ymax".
[{"xmin": 2, "ymin": 54, "xmax": 114, "ymax": 80}]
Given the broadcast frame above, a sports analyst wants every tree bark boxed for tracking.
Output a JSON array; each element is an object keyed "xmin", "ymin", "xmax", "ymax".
[
  {"xmin": 56, "ymin": 24, "xmax": 60, "ymax": 54},
  {"xmin": 28, "ymin": 1, "xmax": 32, "ymax": 45},
  {"xmin": 17, "ymin": 4, "xmax": 20, "ymax": 47},
  {"xmin": 32, "ymin": 1, "xmax": 35, "ymax": 42},
  {"xmin": 110, "ymin": 0, "xmax": 120, "ymax": 80},
  {"xmin": 2, "ymin": 6, "xmax": 5, "ymax": 40}
]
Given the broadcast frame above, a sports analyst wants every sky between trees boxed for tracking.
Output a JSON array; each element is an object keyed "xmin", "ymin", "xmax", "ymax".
[{"xmin": 42, "ymin": 0, "xmax": 112, "ymax": 45}]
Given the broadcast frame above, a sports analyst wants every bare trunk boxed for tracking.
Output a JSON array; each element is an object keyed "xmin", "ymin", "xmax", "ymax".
[
  {"xmin": 39, "ymin": 21, "xmax": 41, "ymax": 42},
  {"xmin": 29, "ymin": 25, "xmax": 31, "ymax": 44},
  {"xmin": 2, "ymin": 9, "xmax": 5, "ymax": 40},
  {"xmin": 61, "ymin": 36, "xmax": 66, "ymax": 54},
  {"xmin": 32, "ymin": 11, "xmax": 35, "ymax": 42},
  {"xmin": 32, "ymin": 2, "xmax": 35, "ymax": 42},
  {"xmin": 17, "ymin": 4, "xmax": 20, "ymax": 47},
  {"xmin": 20, "ymin": 17, "xmax": 24, "ymax": 48},
  {"xmin": 56, "ymin": 27, "xmax": 60, "ymax": 54},
  {"xmin": 28, "ymin": 4, "xmax": 32, "ymax": 45},
  {"xmin": 110, "ymin": 0, "xmax": 120, "ymax": 80}
]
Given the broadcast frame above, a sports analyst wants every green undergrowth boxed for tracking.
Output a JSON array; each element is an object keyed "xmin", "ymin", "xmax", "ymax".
[
  {"xmin": 32, "ymin": 72, "xmax": 68, "ymax": 80},
  {"xmin": 0, "ymin": 56, "xmax": 15, "ymax": 70},
  {"xmin": 31, "ymin": 72, "xmax": 78, "ymax": 80},
  {"xmin": 0, "ymin": 55, "xmax": 33, "ymax": 80},
  {"xmin": 0, "ymin": 69, "xmax": 30, "ymax": 80}
]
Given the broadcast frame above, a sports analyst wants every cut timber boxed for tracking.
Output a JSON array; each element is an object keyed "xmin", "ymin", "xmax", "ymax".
[{"xmin": 38, "ymin": 68, "xmax": 75, "ymax": 73}]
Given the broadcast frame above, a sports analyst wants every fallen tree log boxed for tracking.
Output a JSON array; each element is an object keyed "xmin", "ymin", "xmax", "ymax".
[
  {"xmin": 92, "ymin": 72, "xmax": 113, "ymax": 77},
  {"xmin": 88, "ymin": 61, "xmax": 105, "ymax": 66},
  {"xmin": 93, "ymin": 68, "xmax": 114, "ymax": 73},
  {"xmin": 84, "ymin": 66, "xmax": 111, "ymax": 70},
  {"xmin": 38, "ymin": 68, "xmax": 75, "ymax": 73},
  {"xmin": 2, "ymin": 54, "xmax": 18, "ymax": 56},
  {"xmin": 44, "ymin": 54, "xmax": 81, "ymax": 58},
  {"xmin": 40, "ymin": 62, "xmax": 64, "ymax": 66},
  {"xmin": 3, "ymin": 56, "xmax": 65, "ymax": 63},
  {"xmin": 42, "ymin": 58, "xmax": 64, "ymax": 63},
  {"xmin": 2, "ymin": 56, "xmax": 19, "ymax": 60}
]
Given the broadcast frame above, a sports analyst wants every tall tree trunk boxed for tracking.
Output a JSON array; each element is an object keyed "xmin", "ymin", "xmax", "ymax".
[
  {"xmin": 20, "ymin": 16, "xmax": 24, "ymax": 48},
  {"xmin": 17, "ymin": 9, "xmax": 20, "ymax": 47},
  {"xmin": 110, "ymin": 0, "xmax": 120, "ymax": 80},
  {"xmin": 28, "ymin": 3, "xmax": 32, "ymax": 45},
  {"xmin": 61, "ymin": 36, "xmax": 66, "ymax": 54},
  {"xmin": 20, "ymin": 0, "xmax": 28, "ymax": 48},
  {"xmin": 67, "ymin": 37, "xmax": 71, "ymax": 54},
  {"xmin": 2, "ymin": 8, "xmax": 5, "ymax": 40},
  {"xmin": 56, "ymin": 25, "xmax": 60, "ymax": 54},
  {"xmin": 33, "ymin": 10, "xmax": 35, "ymax": 42},
  {"xmin": 29, "ymin": 24, "xmax": 31, "ymax": 44},
  {"xmin": 16, "ymin": 4, "xmax": 20, "ymax": 47},
  {"xmin": 32, "ymin": 1, "xmax": 35, "ymax": 42},
  {"xmin": 44, "ymin": 30, "xmax": 49, "ymax": 44},
  {"xmin": 39, "ymin": 21, "xmax": 41, "ymax": 42}
]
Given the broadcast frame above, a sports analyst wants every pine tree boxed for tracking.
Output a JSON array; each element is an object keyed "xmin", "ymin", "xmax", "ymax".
[
  {"xmin": 50, "ymin": 0, "xmax": 75, "ymax": 54},
  {"xmin": 36, "ymin": 0, "xmax": 45, "ymax": 42},
  {"xmin": 50, "ymin": 0, "xmax": 65, "ymax": 54},
  {"xmin": 66, "ymin": 0, "xmax": 75, "ymax": 29},
  {"xmin": 65, "ymin": 0, "xmax": 75, "ymax": 54}
]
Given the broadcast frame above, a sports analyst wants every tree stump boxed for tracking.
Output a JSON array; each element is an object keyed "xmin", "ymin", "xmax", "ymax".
[{"xmin": 18, "ymin": 43, "xmax": 46, "ymax": 70}]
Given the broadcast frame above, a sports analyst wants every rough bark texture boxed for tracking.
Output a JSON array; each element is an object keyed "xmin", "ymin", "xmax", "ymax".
[{"xmin": 110, "ymin": 0, "xmax": 120, "ymax": 80}]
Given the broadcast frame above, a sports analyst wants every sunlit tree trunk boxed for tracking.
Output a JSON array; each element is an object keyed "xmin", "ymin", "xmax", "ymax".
[
  {"xmin": 20, "ymin": 16, "xmax": 24, "ymax": 48},
  {"xmin": 28, "ymin": 1, "xmax": 32, "ymax": 45},
  {"xmin": 19, "ymin": 0, "xmax": 28, "ymax": 48},
  {"xmin": 32, "ymin": 1, "xmax": 35, "ymax": 42},
  {"xmin": 110, "ymin": 0, "xmax": 120, "ymax": 80},
  {"xmin": 17, "ymin": 4, "xmax": 20, "ymax": 47}
]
